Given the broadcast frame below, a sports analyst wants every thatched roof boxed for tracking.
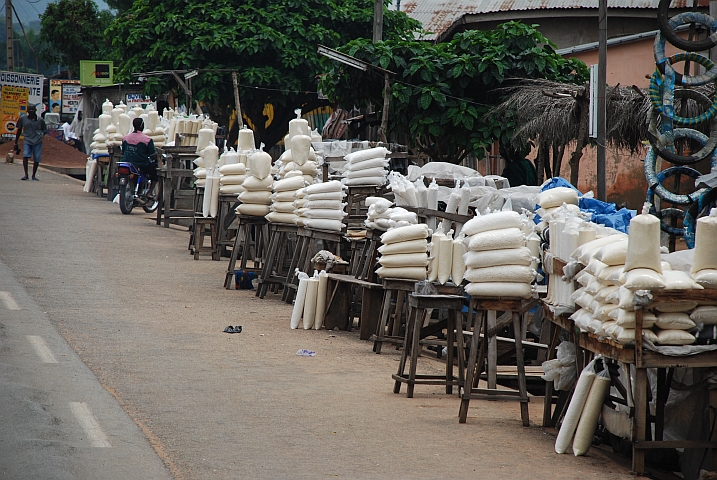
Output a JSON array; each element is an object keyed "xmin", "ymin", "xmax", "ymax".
[{"xmin": 492, "ymin": 79, "xmax": 713, "ymax": 154}]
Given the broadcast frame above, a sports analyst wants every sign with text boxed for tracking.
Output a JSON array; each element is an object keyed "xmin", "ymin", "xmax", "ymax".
[
  {"xmin": 0, "ymin": 71, "xmax": 43, "ymax": 108},
  {"xmin": 61, "ymin": 81, "xmax": 81, "ymax": 115},
  {"xmin": 1, "ymin": 85, "xmax": 29, "ymax": 137},
  {"xmin": 79, "ymin": 60, "xmax": 113, "ymax": 86},
  {"xmin": 125, "ymin": 93, "xmax": 154, "ymax": 109}
]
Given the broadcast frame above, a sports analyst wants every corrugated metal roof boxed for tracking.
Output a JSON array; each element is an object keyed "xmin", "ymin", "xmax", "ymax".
[{"xmin": 400, "ymin": 0, "xmax": 708, "ymax": 40}]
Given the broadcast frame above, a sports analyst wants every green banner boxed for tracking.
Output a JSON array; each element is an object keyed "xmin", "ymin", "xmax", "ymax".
[{"xmin": 80, "ymin": 61, "xmax": 113, "ymax": 86}]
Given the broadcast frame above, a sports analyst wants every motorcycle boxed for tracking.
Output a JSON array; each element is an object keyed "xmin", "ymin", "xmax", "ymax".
[{"xmin": 116, "ymin": 162, "xmax": 159, "ymax": 214}]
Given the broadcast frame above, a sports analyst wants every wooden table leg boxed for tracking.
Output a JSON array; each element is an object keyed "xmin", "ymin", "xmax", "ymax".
[
  {"xmin": 394, "ymin": 305, "xmax": 417, "ymax": 395},
  {"xmin": 373, "ymin": 289, "xmax": 393, "ymax": 354},
  {"xmin": 542, "ymin": 322, "xmax": 560, "ymax": 427},
  {"xmin": 487, "ymin": 310, "xmax": 497, "ymax": 390},
  {"xmin": 632, "ymin": 367, "xmax": 647, "ymax": 474},
  {"xmin": 406, "ymin": 308, "xmax": 425, "ymax": 399},
  {"xmin": 513, "ymin": 312, "xmax": 530, "ymax": 427},
  {"xmin": 459, "ymin": 308, "xmax": 482, "ymax": 423}
]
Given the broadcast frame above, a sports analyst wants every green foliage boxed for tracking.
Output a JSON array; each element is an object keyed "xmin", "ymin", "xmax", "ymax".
[
  {"xmin": 106, "ymin": 0, "xmax": 421, "ymax": 149},
  {"xmin": 319, "ymin": 21, "xmax": 589, "ymax": 164},
  {"xmin": 39, "ymin": 0, "xmax": 112, "ymax": 78}
]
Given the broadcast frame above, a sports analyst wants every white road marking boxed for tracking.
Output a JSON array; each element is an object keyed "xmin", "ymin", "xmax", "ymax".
[
  {"xmin": 69, "ymin": 402, "xmax": 112, "ymax": 448},
  {"xmin": 26, "ymin": 335, "xmax": 58, "ymax": 364},
  {"xmin": 0, "ymin": 291, "xmax": 20, "ymax": 310}
]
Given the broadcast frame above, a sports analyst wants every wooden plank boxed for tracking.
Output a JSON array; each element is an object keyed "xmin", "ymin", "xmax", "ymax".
[
  {"xmin": 487, "ymin": 310, "xmax": 497, "ymax": 390},
  {"xmin": 403, "ymin": 206, "xmax": 472, "ymax": 224},
  {"xmin": 634, "ymin": 440, "xmax": 717, "ymax": 449},
  {"xmin": 326, "ymin": 273, "xmax": 382, "ymax": 289},
  {"xmin": 360, "ymin": 288, "xmax": 383, "ymax": 341}
]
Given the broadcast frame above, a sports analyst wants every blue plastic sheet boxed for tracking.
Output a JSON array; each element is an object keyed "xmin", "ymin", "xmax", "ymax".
[
  {"xmin": 541, "ymin": 177, "xmax": 582, "ymax": 193},
  {"xmin": 535, "ymin": 177, "xmax": 635, "ymax": 233}
]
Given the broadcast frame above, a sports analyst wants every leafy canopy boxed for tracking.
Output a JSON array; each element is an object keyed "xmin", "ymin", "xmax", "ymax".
[
  {"xmin": 39, "ymin": 0, "xmax": 113, "ymax": 78},
  {"xmin": 319, "ymin": 21, "xmax": 589, "ymax": 164},
  {"xmin": 106, "ymin": 0, "xmax": 421, "ymax": 149}
]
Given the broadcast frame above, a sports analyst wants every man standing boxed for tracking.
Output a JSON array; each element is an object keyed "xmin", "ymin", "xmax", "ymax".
[{"xmin": 15, "ymin": 104, "xmax": 47, "ymax": 181}]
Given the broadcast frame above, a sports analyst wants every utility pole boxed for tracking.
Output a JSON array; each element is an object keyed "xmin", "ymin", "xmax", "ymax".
[
  {"xmin": 6, "ymin": 0, "xmax": 13, "ymax": 71},
  {"xmin": 232, "ymin": 71, "xmax": 244, "ymax": 129},
  {"xmin": 597, "ymin": 0, "xmax": 607, "ymax": 201},
  {"xmin": 373, "ymin": 0, "xmax": 383, "ymax": 43}
]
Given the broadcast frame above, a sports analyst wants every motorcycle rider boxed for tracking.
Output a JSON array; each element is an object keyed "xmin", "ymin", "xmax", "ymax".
[{"xmin": 121, "ymin": 117, "xmax": 158, "ymax": 201}]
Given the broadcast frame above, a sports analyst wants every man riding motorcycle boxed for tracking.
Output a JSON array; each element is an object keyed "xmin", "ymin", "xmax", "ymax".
[{"xmin": 122, "ymin": 117, "xmax": 158, "ymax": 202}]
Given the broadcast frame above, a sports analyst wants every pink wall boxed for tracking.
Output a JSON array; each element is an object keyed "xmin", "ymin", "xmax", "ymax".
[{"xmin": 555, "ymin": 32, "xmax": 691, "ymax": 208}]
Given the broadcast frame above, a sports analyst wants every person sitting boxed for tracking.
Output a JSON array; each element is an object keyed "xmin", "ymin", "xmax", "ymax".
[
  {"xmin": 122, "ymin": 117, "xmax": 158, "ymax": 200},
  {"xmin": 499, "ymin": 143, "xmax": 539, "ymax": 187}
]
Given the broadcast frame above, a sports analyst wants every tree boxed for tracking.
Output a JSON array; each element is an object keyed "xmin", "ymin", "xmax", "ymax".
[
  {"xmin": 39, "ymin": 0, "xmax": 113, "ymax": 78},
  {"xmin": 105, "ymin": 0, "xmax": 420, "ymax": 149},
  {"xmin": 319, "ymin": 22, "xmax": 589, "ymax": 164}
]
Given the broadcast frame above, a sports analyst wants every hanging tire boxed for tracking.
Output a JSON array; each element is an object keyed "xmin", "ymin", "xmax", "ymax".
[
  {"xmin": 119, "ymin": 181, "xmax": 135, "ymax": 214},
  {"xmin": 657, "ymin": 0, "xmax": 717, "ymax": 52}
]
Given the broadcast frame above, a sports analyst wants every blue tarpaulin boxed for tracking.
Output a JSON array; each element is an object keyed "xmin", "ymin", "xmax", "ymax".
[{"xmin": 536, "ymin": 177, "xmax": 635, "ymax": 233}]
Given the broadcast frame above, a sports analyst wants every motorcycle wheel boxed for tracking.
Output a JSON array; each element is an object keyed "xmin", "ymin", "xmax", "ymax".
[
  {"xmin": 119, "ymin": 181, "xmax": 135, "ymax": 214},
  {"xmin": 143, "ymin": 182, "xmax": 160, "ymax": 213}
]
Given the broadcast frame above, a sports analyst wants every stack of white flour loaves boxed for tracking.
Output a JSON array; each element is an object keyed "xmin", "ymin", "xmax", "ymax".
[{"xmin": 462, "ymin": 210, "xmax": 536, "ymax": 298}]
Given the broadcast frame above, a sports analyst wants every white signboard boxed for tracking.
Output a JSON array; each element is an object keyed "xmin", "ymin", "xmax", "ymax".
[{"xmin": 0, "ymin": 71, "xmax": 43, "ymax": 108}]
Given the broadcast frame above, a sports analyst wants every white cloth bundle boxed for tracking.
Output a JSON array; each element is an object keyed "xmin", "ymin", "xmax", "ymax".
[
  {"xmin": 463, "ymin": 247, "xmax": 533, "ymax": 269},
  {"xmin": 219, "ymin": 174, "xmax": 246, "ymax": 185},
  {"xmin": 467, "ymin": 228, "xmax": 525, "ymax": 252},
  {"xmin": 464, "ymin": 265, "xmax": 535, "ymax": 284},
  {"xmin": 219, "ymin": 163, "xmax": 246, "ymax": 175},
  {"xmin": 381, "ymin": 224, "xmax": 430, "ymax": 245},
  {"xmin": 302, "ymin": 218, "xmax": 345, "ymax": 231}
]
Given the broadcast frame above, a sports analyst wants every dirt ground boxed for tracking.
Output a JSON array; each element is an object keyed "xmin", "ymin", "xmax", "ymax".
[
  {"xmin": 0, "ymin": 162, "xmax": 668, "ymax": 479},
  {"xmin": 0, "ymin": 135, "xmax": 88, "ymax": 169}
]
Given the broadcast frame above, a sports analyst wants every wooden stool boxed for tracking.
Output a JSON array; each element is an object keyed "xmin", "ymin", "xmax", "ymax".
[
  {"xmin": 94, "ymin": 155, "xmax": 110, "ymax": 197},
  {"xmin": 373, "ymin": 280, "xmax": 463, "ymax": 354},
  {"xmin": 458, "ymin": 296, "xmax": 538, "ymax": 426},
  {"xmin": 256, "ymin": 223, "xmax": 298, "ymax": 298},
  {"xmin": 191, "ymin": 216, "xmax": 220, "ymax": 260},
  {"xmin": 282, "ymin": 227, "xmax": 344, "ymax": 304},
  {"xmin": 216, "ymin": 194, "xmax": 240, "ymax": 258},
  {"xmin": 392, "ymin": 294, "xmax": 466, "ymax": 398},
  {"xmin": 223, "ymin": 215, "xmax": 269, "ymax": 289}
]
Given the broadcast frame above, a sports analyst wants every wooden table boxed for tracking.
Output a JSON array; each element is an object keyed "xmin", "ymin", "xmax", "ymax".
[
  {"xmin": 542, "ymin": 290, "xmax": 717, "ymax": 474},
  {"xmin": 156, "ymin": 146, "xmax": 196, "ymax": 228},
  {"xmin": 323, "ymin": 273, "xmax": 383, "ymax": 338}
]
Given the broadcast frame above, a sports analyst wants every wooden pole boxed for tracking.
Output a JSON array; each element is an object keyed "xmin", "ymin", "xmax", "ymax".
[
  {"xmin": 597, "ymin": 0, "xmax": 607, "ymax": 200},
  {"xmin": 232, "ymin": 71, "xmax": 244, "ymax": 129},
  {"xmin": 378, "ymin": 72, "xmax": 390, "ymax": 144},
  {"xmin": 373, "ymin": 0, "xmax": 383, "ymax": 43},
  {"xmin": 6, "ymin": 0, "xmax": 13, "ymax": 71}
]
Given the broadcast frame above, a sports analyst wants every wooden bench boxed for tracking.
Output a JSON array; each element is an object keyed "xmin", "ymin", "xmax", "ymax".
[
  {"xmin": 323, "ymin": 273, "xmax": 383, "ymax": 339},
  {"xmin": 282, "ymin": 227, "xmax": 345, "ymax": 304}
]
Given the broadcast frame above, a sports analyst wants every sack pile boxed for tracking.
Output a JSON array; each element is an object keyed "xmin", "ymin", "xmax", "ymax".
[
  {"xmin": 376, "ymin": 224, "xmax": 430, "ymax": 281},
  {"xmin": 342, "ymin": 147, "xmax": 389, "ymax": 187},
  {"xmin": 461, "ymin": 210, "xmax": 536, "ymax": 299}
]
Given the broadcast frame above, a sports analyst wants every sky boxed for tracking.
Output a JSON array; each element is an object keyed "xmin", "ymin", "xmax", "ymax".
[{"xmin": 11, "ymin": 0, "xmax": 109, "ymax": 27}]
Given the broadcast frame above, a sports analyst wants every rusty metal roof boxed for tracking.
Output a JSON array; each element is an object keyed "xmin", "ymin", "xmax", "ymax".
[{"xmin": 401, "ymin": 0, "xmax": 708, "ymax": 40}]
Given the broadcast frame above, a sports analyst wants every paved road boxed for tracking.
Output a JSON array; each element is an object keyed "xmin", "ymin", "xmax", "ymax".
[{"xmin": 0, "ymin": 163, "xmax": 637, "ymax": 479}]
